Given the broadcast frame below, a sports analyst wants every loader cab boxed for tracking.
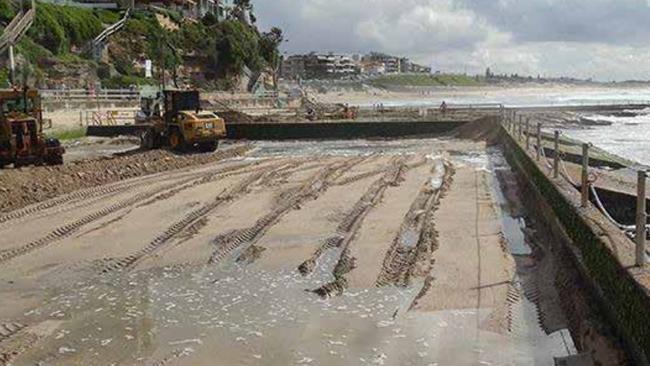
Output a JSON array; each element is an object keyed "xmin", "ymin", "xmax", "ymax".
[
  {"xmin": 139, "ymin": 88, "xmax": 225, "ymax": 153},
  {"xmin": 136, "ymin": 93, "xmax": 163, "ymax": 124},
  {"xmin": 164, "ymin": 90, "xmax": 200, "ymax": 124}
]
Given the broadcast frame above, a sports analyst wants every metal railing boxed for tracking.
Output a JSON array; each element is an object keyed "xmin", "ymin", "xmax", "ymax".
[
  {"xmin": 40, "ymin": 89, "xmax": 140, "ymax": 103},
  {"xmin": 81, "ymin": 109, "xmax": 138, "ymax": 126},
  {"xmin": 358, "ymin": 100, "xmax": 650, "ymax": 110},
  {"xmin": 501, "ymin": 109, "xmax": 648, "ymax": 266},
  {"xmin": 92, "ymin": 8, "xmax": 130, "ymax": 49}
]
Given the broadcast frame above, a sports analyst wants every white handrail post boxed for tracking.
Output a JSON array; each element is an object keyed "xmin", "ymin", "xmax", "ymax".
[
  {"xmin": 581, "ymin": 143, "xmax": 589, "ymax": 208},
  {"xmin": 637, "ymin": 171, "xmax": 647, "ymax": 267},
  {"xmin": 553, "ymin": 131, "xmax": 560, "ymax": 179},
  {"xmin": 536, "ymin": 122, "xmax": 542, "ymax": 161},
  {"xmin": 525, "ymin": 118, "xmax": 530, "ymax": 150}
]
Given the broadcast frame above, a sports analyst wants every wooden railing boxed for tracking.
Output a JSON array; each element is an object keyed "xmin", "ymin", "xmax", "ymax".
[{"xmin": 0, "ymin": 3, "xmax": 35, "ymax": 53}]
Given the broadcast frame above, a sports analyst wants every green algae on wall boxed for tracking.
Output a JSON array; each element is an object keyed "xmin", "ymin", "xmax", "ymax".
[{"xmin": 501, "ymin": 127, "xmax": 650, "ymax": 365}]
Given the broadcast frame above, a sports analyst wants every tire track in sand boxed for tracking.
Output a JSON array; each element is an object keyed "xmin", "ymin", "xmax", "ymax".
[
  {"xmin": 95, "ymin": 161, "xmax": 297, "ymax": 273},
  {"xmin": 0, "ymin": 159, "xmax": 278, "ymax": 267},
  {"xmin": 375, "ymin": 159, "xmax": 454, "ymax": 292},
  {"xmin": 0, "ymin": 146, "xmax": 251, "ymax": 228},
  {"xmin": 208, "ymin": 157, "xmax": 367, "ymax": 266},
  {"xmin": 301, "ymin": 156, "xmax": 410, "ymax": 297}
]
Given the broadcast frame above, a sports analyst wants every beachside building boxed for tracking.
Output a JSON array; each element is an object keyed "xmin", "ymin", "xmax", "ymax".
[
  {"xmin": 363, "ymin": 53, "xmax": 402, "ymax": 74},
  {"xmin": 400, "ymin": 58, "xmax": 431, "ymax": 74},
  {"xmin": 281, "ymin": 53, "xmax": 358, "ymax": 80},
  {"xmin": 214, "ymin": 0, "xmax": 234, "ymax": 20}
]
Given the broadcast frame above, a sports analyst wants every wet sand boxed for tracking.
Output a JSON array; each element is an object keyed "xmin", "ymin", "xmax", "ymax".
[{"xmin": 0, "ymin": 138, "xmax": 616, "ymax": 365}]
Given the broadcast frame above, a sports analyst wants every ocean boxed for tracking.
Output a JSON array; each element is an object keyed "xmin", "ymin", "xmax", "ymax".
[
  {"xmin": 559, "ymin": 108, "xmax": 650, "ymax": 166},
  {"xmin": 365, "ymin": 87, "xmax": 650, "ymax": 166}
]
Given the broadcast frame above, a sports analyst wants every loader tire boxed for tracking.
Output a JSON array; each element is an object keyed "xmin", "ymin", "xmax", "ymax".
[
  {"xmin": 46, "ymin": 154, "xmax": 63, "ymax": 166},
  {"xmin": 141, "ymin": 130, "xmax": 156, "ymax": 150},
  {"xmin": 199, "ymin": 141, "xmax": 218, "ymax": 153},
  {"xmin": 169, "ymin": 130, "xmax": 186, "ymax": 152}
]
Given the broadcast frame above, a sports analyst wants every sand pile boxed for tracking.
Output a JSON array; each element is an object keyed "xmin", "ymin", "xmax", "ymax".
[
  {"xmin": 0, "ymin": 145, "xmax": 251, "ymax": 213},
  {"xmin": 449, "ymin": 116, "xmax": 501, "ymax": 143}
]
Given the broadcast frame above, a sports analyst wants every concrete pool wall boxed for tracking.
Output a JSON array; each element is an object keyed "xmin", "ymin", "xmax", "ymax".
[{"xmin": 500, "ymin": 121, "xmax": 650, "ymax": 366}]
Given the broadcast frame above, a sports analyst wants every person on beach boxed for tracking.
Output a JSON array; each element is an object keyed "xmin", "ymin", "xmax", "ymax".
[{"xmin": 440, "ymin": 101, "xmax": 448, "ymax": 114}]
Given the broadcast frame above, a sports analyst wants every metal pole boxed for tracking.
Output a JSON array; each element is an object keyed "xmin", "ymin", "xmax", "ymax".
[
  {"xmin": 9, "ymin": 45, "xmax": 15, "ymax": 87},
  {"xmin": 507, "ymin": 111, "xmax": 511, "ymax": 131},
  {"xmin": 553, "ymin": 131, "xmax": 560, "ymax": 179},
  {"xmin": 508, "ymin": 114, "xmax": 511, "ymax": 132},
  {"xmin": 518, "ymin": 116, "xmax": 523, "ymax": 141},
  {"xmin": 525, "ymin": 118, "xmax": 530, "ymax": 150},
  {"xmin": 581, "ymin": 143, "xmax": 589, "ymax": 207},
  {"xmin": 637, "ymin": 171, "xmax": 646, "ymax": 267},
  {"xmin": 536, "ymin": 123, "xmax": 542, "ymax": 161}
]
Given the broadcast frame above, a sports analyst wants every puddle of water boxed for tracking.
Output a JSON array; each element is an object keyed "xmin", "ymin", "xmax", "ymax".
[
  {"xmin": 486, "ymin": 149, "xmax": 532, "ymax": 256},
  {"xmin": 449, "ymin": 148, "xmax": 529, "ymax": 257},
  {"xmin": 430, "ymin": 159, "xmax": 445, "ymax": 190},
  {"xmin": 487, "ymin": 148, "xmax": 578, "ymax": 358}
]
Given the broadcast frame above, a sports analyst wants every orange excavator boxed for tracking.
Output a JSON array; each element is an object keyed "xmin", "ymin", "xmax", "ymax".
[{"xmin": 0, "ymin": 87, "xmax": 64, "ymax": 168}]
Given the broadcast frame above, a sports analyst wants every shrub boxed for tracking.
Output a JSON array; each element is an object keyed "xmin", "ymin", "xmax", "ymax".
[
  {"xmin": 16, "ymin": 36, "xmax": 53, "ymax": 63},
  {"xmin": 101, "ymin": 75, "xmax": 155, "ymax": 88},
  {"xmin": 94, "ymin": 8, "xmax": 120, "ymax": 25},
  {"xmin": 0, "ymin": 0, "xmax": 15, "ymax": 23},
  {"xmin": 27, "ymin": 3, "xmax": 117, "ymax": 54}
]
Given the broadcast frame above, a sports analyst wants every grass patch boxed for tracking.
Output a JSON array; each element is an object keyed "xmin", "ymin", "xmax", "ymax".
[
  {"xmin": 50, "ymin": 127, "xmax": 87, "ymax": 141},
  {"xmin": 370, "ymin": 73, "xmax": 484, "ymax": 87}
]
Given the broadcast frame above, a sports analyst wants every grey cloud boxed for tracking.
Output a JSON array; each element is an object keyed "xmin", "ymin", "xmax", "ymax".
[
  {"xmin": 255, "ymin": 0, "xmax": 497, "ymax": 55},
  {"xmin": 461, "ymin": 0, "xmax": 650, "ymax": 44},
  {"xmin": 254, "ymin": 0, "xmax": 650, "ymax": 80}
]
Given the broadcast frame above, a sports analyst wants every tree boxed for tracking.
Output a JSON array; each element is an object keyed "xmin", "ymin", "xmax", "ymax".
[
  {"xmin": 213, "ymin": 20, "xmax": 263, "ymax": 78},
  {"xmin": 260, "ymin": 27, "xmax": 283, "ymax": 71}
]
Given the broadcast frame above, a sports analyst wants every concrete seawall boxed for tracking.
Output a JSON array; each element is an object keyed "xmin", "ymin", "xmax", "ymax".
[
  {"xmin": 225, "ymin": 121, "xmax": 467, "ymax": 140},
  {"xmin": 500, "ymin": 123, "xmax": 650, "ymax": 365},
  {"xmin": 86, "ymin": 120, "xmax": 468, "ymax": 139}
]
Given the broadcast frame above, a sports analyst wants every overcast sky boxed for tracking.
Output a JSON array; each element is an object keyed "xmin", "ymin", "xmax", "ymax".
[{"xmin": 255, "ymin": 0, "xmax": 650, "ymax": 81}]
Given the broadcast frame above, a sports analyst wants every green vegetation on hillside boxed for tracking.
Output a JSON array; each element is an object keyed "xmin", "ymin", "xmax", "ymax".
[
  {"xmin": 0, "ymin": 0, "xmax": 283, "ymax": 89},
  {"xmin": 370, "ymin": 73, "xmax": 484, "ymax": 87},
  {"xmin": 27, "ymin": 3, "xmax": 114, "ymax": 54},
  {"xmin": 0, "ymin": 0, "xmax": 14, "ymax": 22}
]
